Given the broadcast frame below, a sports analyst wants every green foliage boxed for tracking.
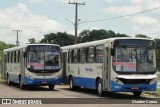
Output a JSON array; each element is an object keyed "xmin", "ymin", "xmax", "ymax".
[
  {"xmin": 40, "ymin": 32, "xmax": 74, "ymax": 46},
  {"xmin": 28, "ymin": 38, "xmax": 36, "ymax": 44},
  {"xmin": 158, "ymin": 74, "xmax": 160, "ymax": 80},
  {"xmin": 155, "ymin": 38, "xmax": 160, "ymax": 53},
  {"xmin": 0, "ymin": 41, "xmax": 15, "ymax": 61},
  {"xmin": 41, "ymin": 29, "xmax": 129, "ymax": 46},
  {"xmin": 135, "ymin": 34, "xmax": 151, "ymax": 38},
  {"xmin": 1, "ymin": 29, "xmax": 160, "ymax": 65},
  {"xmin": 155, "ymin": 38, "xmax": 160, "ymax": 70},
  {"xmin": 156, "ymin": 88, "xmax": 160, "ymax": 93},
  {"xmin": 0, "ymin": 74, "xmax": 5, "ymax": 82},
  {"xmin": 78, "ymin": 29, "xmax": 129, "ymax": 43}
]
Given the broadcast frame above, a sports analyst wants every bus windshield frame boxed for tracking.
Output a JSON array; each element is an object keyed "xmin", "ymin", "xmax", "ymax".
[
  {"xmin": 112, "ymin": 39, "xmax": 157, "ymax": 74},
  {"xmin": 25, "ymin": 45, "xmax": 62, "ymax": 73}
]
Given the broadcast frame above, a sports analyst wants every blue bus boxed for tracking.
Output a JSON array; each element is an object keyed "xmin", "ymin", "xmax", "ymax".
[
  {"xmin": 62, "ymin": 37, "xmax": 157, "ymax": 97},
  {"xmin": 1, "ymin": 44, "xmax": 62, "ymax": 90}
]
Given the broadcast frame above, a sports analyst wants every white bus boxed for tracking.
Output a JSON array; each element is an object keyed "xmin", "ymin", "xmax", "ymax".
[
  {"xmin": 62, "ymin": 37, "xmax": 157, "ymax": 96},
  {"xmin": 1, "ymin": 44, "xmax": 62, "ymax": 90}
]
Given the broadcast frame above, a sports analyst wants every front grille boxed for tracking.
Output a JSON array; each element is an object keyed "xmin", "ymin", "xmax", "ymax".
[
  {"xmin": 33, "ymin": 72, "xmax": 54, "ymax": 76},
  {"xmin": 118, "ymin": 78, "xmax": 151, "ymax": 84}
]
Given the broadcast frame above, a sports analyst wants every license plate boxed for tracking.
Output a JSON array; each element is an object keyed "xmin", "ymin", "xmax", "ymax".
[
  {"xmin": 42, "ymin": 81, "xmax": 47, "ymax": 84},
  {"xmin": 132, "ymin": 87, "xmax": 139, "ymax": 90}
]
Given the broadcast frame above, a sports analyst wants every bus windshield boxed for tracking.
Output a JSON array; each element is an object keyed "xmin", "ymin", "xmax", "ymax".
[
  {"xmin": 26, "ymin": 45, "xmax": 61, "ymax": 72},
  {"xmin": 113, "ymin": 47, "xmax": 156, "ymax": 74}
]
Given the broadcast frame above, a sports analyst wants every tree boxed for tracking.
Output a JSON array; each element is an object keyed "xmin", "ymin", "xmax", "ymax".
[
  {"xmin": 135, "ymin": 34, "xmax": 151, "ymax": 38},
  {"xmin": 155, "ymin": 38, "xmax": 160, "ymax": 49},
  {"xmin": 78, "ymin": 29, "xmax": 129, "ymax": 43},
  {"xmin": 155, "ymin": 38, "xmax": 160, "ymax": 58},
  {"xmin": 28, "ymin": 38, "xmax": 36, "ymax": 44},
  {"xmin": 155, "ymin": 38, "xmax": 160, "ymax": 70},
  {"xmin": 116, "ymin": 33, "xmax": 129, "ymax": 37},
  {"xmin": 0, "ymin": 41, "xmax": 15, "ymax": 61},
  {"xmin": 78, "ymin": 29, "xmax": 110, "ymax": 43},
  {"xmin": 40, "ymin": 32, "xmax": 74, "ymax": 46}
]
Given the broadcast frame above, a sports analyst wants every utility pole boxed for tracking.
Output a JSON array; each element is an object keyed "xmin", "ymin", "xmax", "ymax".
[
  {"xmin": 12, "ymin": 30, "xmax": 22, "ymax": 46},
  {"xmin": 69, "ymin": 1, "xmax": 85, "ymax": 44}
]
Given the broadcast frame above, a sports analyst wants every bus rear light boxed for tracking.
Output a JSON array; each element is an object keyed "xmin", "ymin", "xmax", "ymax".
[{"xmin": 115, "ymin": 79, "xmax": 124, "ymax": 85}]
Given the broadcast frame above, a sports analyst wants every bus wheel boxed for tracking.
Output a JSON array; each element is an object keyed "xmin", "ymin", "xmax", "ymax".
[
  {"xmin": 7, "ymin": 74, "xmax": 11, "ymax": 85},
  {"xmin": 19, "ymin": 77, "xmax": 25, "ymax": 90},
  {"xmin": 97, "ymin": 79, "xmax": 104, "ymax": 97},
  {"xmin": 69, "ymin": 77, "xmax": 77, "ymax": 90},
  {"xmin": 133, "ymin": 91, "xmax": 142, "ymax": 97},
  {"xmin": 69, "ymin": 77, "xmax": 73, "ymax": 90},
  {"xmin": 49, "ymin": 85, "xmax": 55, "ymax": 90}
]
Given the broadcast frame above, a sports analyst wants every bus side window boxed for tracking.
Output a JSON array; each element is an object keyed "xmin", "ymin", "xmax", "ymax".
[
  {"xmin": 17, "ymin": 50, "xmax": 20, "ymax": 63},
  {"xmin": 68, "ymin": 50, "xmax": 70, "ymax": 63},
  {"xmin": 7, "ymin": 52, "xmax": 9, "ymax": 63},
  {"xmin": 9, "ymin": 52, "xmax": 10, "ymax": 63},
  {"xmin": 73, "ymin": 49, "xmax": 78, "ymax": 63},
  {"xmin": 5, "ymin": 54, "xmax": 7, "ymax": 63},
  {"xmin": 95, "ymin": 45, "xmax": 103, "ymax": 63},
  {"xmin": 14, "ymin": 51, "xmax": 17, "ymax": 63},
  {"xmin": 87, "ymin": 46, "xmax": 95, "ymax": 63},
  {"xmin": 11, "ymin": 52, "xmax": 13, "ymax": 63},
  {"xmin": 77, "ymin": 49, "xmax": 80, "ymax": 63},
  {"xmin": 79, "ymin": 48, "xmax": 86, "ymax": 63},
  {"xmin": 69, "ymin": 50, "xmax": 71, "ymax": 63},
  {"xmin": 71, "ymin": 49, "xmax": 74, "ymax": 63}
]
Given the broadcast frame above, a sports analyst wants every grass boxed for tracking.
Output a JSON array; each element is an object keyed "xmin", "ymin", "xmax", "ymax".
[
  {"xmin": 158, "ymin": 74, "xmax": 160, "ymax": 80},
  {"xmin": 0, "ymin": 74, "xmax": 6, "ymax": 82},
  {"xmin": 156, "ymin": 88, "xmax": 160, "ymax": 93}
]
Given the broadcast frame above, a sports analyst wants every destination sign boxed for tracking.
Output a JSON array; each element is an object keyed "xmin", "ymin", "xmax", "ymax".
[{"xmin": 27, "ymin": 45, "xmax": 60, "ymax": 51}]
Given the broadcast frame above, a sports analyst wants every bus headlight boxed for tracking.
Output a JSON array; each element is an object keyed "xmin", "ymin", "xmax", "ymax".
[
  {"xmin": 26, "ymin": 74, "xmax": 34, "ymax": 80},
  {"xmin": 114, "ymin": 78, "xmax": 124, "ymax": 85},
  {"xmin": 149, "ymin": 78, "xmax": 157, "ymax": 85}
]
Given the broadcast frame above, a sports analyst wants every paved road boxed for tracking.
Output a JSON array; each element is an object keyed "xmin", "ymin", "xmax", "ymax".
[{"xmin": 0, "ymin": 82, "xmax": 159, "ymax": 107}]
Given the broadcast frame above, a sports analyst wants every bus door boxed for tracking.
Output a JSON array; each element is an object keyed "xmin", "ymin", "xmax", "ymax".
[
  {"xmin": 102, "ymin": 47, "xmax": 110, "ymax": 90},
  {"xmin": 62, "ymin": 52, "xmax": 67, "ymax": 83},
  {"xmin": 20, "ymin": 50, "xmax": 25, "ymax": 84}
]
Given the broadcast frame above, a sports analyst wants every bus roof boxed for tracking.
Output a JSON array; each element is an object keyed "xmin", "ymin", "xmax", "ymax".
[
  {"xmin": 62, "ymin": 37, "xmax": 155, "ymax": 50},
  {"xmin": 3, "ymin": 44, "xmax": 60, "ymax": 52}
]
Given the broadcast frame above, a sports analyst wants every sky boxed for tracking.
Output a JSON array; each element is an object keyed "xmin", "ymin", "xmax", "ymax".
[{"xmin": 0, "ymin": 0, "xmax": 160, "ymax": 45}]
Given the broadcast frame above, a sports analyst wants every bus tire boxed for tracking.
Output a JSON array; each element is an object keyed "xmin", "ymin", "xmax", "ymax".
[
  {"xmin": 49, "ymin": 85, "xmax": 55, "ymax": 90},
  {"xmin": 19, "ymin": 77, "xmax": 25, "ymax": 90},
  {"xmin": 96, "ymin": 79, "xmax": 104, "ymax": 97},
  {"xmin": 69, "ymin": 77, "xmax": 76, "ymax": 90},
  {"xmin": 7, "ymin": 74, "xmax": 11, "ymax": 85},
  {"xmin": 133, "ymin": 91, "xmax": 142, "ymax": 97}
]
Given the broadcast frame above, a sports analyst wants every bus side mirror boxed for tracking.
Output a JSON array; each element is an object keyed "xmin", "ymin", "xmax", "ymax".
[{"xmin": 111, "ymin": 49, "xmax": 115, "ymax": 56}]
